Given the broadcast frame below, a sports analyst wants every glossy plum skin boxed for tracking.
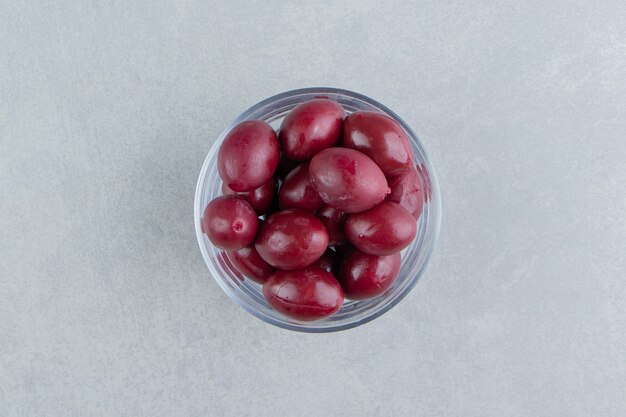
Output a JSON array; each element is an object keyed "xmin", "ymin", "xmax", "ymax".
[
  {"xmin": 343, "ymin": 111, "xmax": 413, "ymax": 177},
  {"xmin": 227, "ymin": 246, "xmax": 276, "ymax": 284},
  {"xmin": 345, "ymin": 201, "xmax": 417, "ymax": 255},
  {"xmin": 309, "ymin": 147, "xmax": 390, "ymax": 213},
  {"xmin": 218, "ymin": 120, "xmax": 280, "ymax": 192},
  {"xmin": 315, "ymin": 204, "xmax": 348, "ymax": 245},
  {"xmin": 278, "ymin": 162, "xmax": 323, "ymax": 212},
  {"xmin": 222, "ymin": 176, "xmax": 276, "ymax": 215},
  {"xmin": 263, "ymin": 267, "xmax": 344, "ymax": 321},
  {"xmin": 255, "ymin": 209, "xmax": 329, "ymax": 270},
  {"xmin": 202, "ymin": 195, "xmax": 258, "ymax": 251},
  {"xmin": 278, "ymin": 99, "xmax": 345, "ymax": 161},
  {"xmin": 338, "ymin": 249, "xmax": 401, "ymax": 300},
  {"xmin": 387, "ymin": 167, "xmax": 425, "ymax": 220}
]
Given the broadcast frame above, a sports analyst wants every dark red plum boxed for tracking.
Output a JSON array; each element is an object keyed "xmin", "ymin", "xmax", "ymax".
[
  {"xmin": 202, "ymin": 195, "xmax": 258, "ymax": 251},
  {"xmin": 227, "ymin": 246, "xmax": 276, "ymax": 284},
  {"xmin": 344, "ymin": 201, "xmax": 416, "ymax": 255},
  {"xmin": 309, "ymin": 147, "xmax": 389, "ymax": 213},
  {"xmin": 338, "ymin": 249, "xmax": 401, "ymax": 300},
  {"xmin": 218, "ymin": 120, "xmax": 279, "ymax": 192},
  {"xmin": 255, "ymin": 209, "xmax": 329, "ymax": 270},
  {"xmin": 343, "ymin": 111, "xmax": 413, "ymax": 177},
  {"xmin": 263, "ymin": 267, "xmax": 344, "ymax": 321},
  {"xmin": 278, "ymin": 162, "xmax": 323, "ymax": 212},
  {"xmin": 279, "ymin": 99, "xmax": 345, "ymax": 161}
]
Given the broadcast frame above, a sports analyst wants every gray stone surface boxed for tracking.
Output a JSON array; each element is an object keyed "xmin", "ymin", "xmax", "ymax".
[{"xmin": 1, "ymin": 1, "xmax": 625, "ymax": 416}]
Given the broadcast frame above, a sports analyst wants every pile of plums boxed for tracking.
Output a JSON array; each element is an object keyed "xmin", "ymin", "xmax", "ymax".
[{"xmin": 202, "ymin": 99, "xmax": 426, "ymax": 321}]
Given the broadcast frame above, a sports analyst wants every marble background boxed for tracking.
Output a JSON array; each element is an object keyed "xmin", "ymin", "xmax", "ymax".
[{"xmin": 1, "ymin": 1, "xmax": 624, "ymax": 416}]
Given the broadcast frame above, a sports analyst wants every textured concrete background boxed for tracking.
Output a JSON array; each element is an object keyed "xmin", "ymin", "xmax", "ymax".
[{"xmin": 1, "ymin": 1, "xmax": 625, "ymax": 416}]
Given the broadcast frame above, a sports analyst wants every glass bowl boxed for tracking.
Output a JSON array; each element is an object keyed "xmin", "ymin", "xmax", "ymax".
[{"xmin": 194, "ymin": 87, "xmax": 441, "ymax": 332}]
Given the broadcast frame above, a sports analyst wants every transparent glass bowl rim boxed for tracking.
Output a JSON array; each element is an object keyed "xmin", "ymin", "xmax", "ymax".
[{"xmin": 194, "ymin": 87, "xmax": 441, "ymax": 332}]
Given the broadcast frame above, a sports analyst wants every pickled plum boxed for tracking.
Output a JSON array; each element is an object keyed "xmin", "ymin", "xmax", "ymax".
[
  {"xmin": 278, "ymin": 99, "xmax": 345, "ymax": 161},
  {"xmin": 263, "ymin": 267, "xmax": 344, "ymax": 321},
  {"xmin": 222, "ymin": 176, "xmax": 276, "ymax": 215},
  {"xmin": 309, "ymin": 147, "xmax": 389, "ymax": 213},
  {"xmin": 218, "ymin": 120, "xmax": 280, "ymax": 192},
  {"xmin": 202, "ymin": 195, "xmax": 258, "ymax": 251},
  {"xmin": 344, "ymin": 201, "xmax": 416, "ymax": 255},
  {"xmin": 315, "ymin": 204, "xmax": 348, "ymax": 246},
  {"xmin": 338, "ymin": 249, "xmax": 401, "ymax": 300},
  {"xmin": 255, "ymin": 209, "xmax": 329, "ymax": 270},
  {"xmin": 343, "ymin": 111, "xmax": 413, "ymax": 177},
  {"xmin": 278, "ymin": 162, "xmax": 323, "ymax": 212},
  {"xmin": 227, "ymin": 246, "xmax": 276, "ymax": 284},
  {"xmin": 387, "ymin": 167, "xmax": 424, "ymax": 220}
]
